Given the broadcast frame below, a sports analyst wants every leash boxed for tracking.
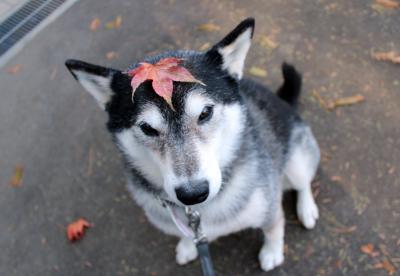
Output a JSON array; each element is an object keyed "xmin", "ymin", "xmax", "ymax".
[
  {"xmin": 185, "ymin": 207, "xmax": 215, "ymax": 276},
  {"xmin": 162, "ymin": 199, "xmax": 216, "ymax": 276}
]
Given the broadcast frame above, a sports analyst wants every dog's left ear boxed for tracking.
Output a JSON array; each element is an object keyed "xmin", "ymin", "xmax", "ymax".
[{"xmin": 206, "ymin": 18, "xmax": 255, "ymax": 80}]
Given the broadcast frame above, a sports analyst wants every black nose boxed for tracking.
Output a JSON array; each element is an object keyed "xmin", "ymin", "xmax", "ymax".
[{"xmin": 175, "ymin": 180, "xmax": 209, "ymax": 205}]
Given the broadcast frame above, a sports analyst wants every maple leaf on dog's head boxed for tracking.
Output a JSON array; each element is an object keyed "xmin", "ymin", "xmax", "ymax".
[{"xmin": 127, "ymin": 57, "xmax": 204, "ymax": 109}]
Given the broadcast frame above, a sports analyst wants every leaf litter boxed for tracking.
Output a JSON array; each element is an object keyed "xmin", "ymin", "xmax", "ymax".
[
  {"xmin": 196, "ymin": 23, "xmax": 221, "ymax": 32},
  {"xmin": 10, "ymin": 165, "xmax": 24, "ymax": 187},
  {"xmin": 105, "ymin": 16, "xmax": 122, "ymax": 29},
  {"xmin": 249, "ymin": 66, "xmax": 268, "ymax": 77},
  {"xmin": 89, "ymin": 18, "xmax": 101, "ymax": 31},
  {"xmin": 372, "ymin": 51, "xmax": 400, "ymax": 65},
  {"xmin": 6, "ymin": 64, "xmax": 22, "ymax": 74},
  {"xmin": 312, "ymin": 90, "xmax": 365, "ymax": 110},
  {"xmin": 375, "ymin": 0, "xmax": 400, "ymax": 9},
  {"xmin": 67, "ymin": 218, "xmax": 93, "ymax": 242}
]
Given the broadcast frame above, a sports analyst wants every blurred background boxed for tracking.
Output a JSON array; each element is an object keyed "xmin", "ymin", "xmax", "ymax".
[{"xmin": 0, "ymin": 0, "xmax": 399, "ymax": 275}]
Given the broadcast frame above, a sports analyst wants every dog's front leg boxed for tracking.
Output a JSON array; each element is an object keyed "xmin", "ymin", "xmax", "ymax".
[
  {"xmin": 176, "ymin": 237, "xmax": 198, "ymax": 265},
  {"xmin": 259, "ymin": 207, "xmax": 285, "ymax": 271}
]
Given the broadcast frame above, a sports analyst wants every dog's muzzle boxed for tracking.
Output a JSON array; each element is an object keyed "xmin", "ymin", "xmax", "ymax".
[{"xmin": 175, "ymin": 180, "xmax": 209, "ymax": 205}]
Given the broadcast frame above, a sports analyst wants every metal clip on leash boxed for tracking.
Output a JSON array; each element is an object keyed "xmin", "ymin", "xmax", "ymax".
[{"xmin": 185, "ymin": 207, "xmax": 215, "ymax": 276}]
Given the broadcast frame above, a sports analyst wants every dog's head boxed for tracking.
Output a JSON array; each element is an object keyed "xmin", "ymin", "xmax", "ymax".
[{"xmin": 66, "ymin": 18, "xmax": 254, "ymax": 206}]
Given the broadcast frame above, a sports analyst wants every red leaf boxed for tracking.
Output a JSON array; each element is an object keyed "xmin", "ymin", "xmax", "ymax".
[
  {"xmin": 67, "ymin": 218, "xmax": 92, "ymax": 242},
  {"xmin": 127, "ymin": 57, "xmax": 204, "ymax": 109}
]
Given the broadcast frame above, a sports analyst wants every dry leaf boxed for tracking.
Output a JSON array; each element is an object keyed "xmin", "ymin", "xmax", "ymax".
[
  {"xmin": 10, "ymin": 165, "xmax": 24, "ymax": 187},
  {"xmin": 361, "ymin": 244, "xmax": 380, "ymax": 257},
  {"xmin": 7, "ymin": 64, "xmax": 22, "ymax": 74},
  {"xmin": 105, "ymin": 16, "xmax": 122, "ymax": 29},
  {"xmin": 249, "ymin": 66, "xmax": 268, "ymax": 77},
  {"xmin": 372, "ymin": 51, "xmax": 400, "ymax": 64},
  {"xmin": 375, "ymin": 0, "xmax": 400, "ymax": 9},
  {"xmin": 106, "ymin": 51, "xmax": 117, "ymax": 60},
  {"xmin": 330, "ymin": 175, "xmax": 343, "ymax": 182},
  {"xmin": 332, "ymin": 225, "xmax": 357, "ymax": 234},
  {"xmin": 197, "ymin": 23, "xmax": 220, "ymax": 32},
  {"xmin": 127, "ymin": 57, "xmax": 204, "ymax": 109},
  {"xmin": 67, "ymin": 218, "xmax": 92, "ymax": 241},
  {"xmin": 327, "ymin": 94, "xmax": 365, "ymax": 110},
  {"xmin": 89, "ymin": 18, "xmax": 101, "ymax": 31},
  {"xmin": 374, "ymin": 260, "xmax": 396, "ymax": 275},
  {"xmin": 199, "ymin": 42, "xmax": 211, "ymax": 51},
  {"xmin": 312, "ymin": 90, "xmax": 330, "ymax": 110},
  {"xmin": 259, "ymin": 35, "xmax": 278, "ymax": 49}
]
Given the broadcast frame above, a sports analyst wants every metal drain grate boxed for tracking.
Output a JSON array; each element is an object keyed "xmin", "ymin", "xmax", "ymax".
[{"xmin": 0, "ymin": 0, "xmax": 78, "ymax": 63}]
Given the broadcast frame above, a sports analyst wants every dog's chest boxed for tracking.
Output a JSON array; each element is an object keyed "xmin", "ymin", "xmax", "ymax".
[{"xmin": 201, "ymin": 188, "xmax": 269, "ymax": 240}]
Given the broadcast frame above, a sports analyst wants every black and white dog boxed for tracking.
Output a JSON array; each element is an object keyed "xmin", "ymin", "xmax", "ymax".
[{"xmin": 65, "ymin": 18, "xmax": 319, "ymax": 271}]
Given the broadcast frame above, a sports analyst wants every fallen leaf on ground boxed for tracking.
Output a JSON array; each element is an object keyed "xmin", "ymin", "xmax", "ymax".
[
  {"xmin": 330, "ymin": 175, "xmax": 343, "ymax": 182},
  {"xmin": 332, "ymin": 225, "xmax": 357, "ymax": 234},
  {"xmin": 10, "ymin": 165, "xmax": 24, "ymax": 187},
  {"xmin": 198, "ymin": 42, "xmax": 211, "ymax": 51},
  {"xmin": 197, "ymin": 23, "xmax": 220, "ymax": 32},
  {"xmin": 259, "ymin": 35, "xmax": 278, "ymax": 49},
  {"xmin": 67, "ymin": 218, "xmax": 92, "ymax": 241},
  {"xmin": 106, "ymin": 51, "xmax": 118, "ymax": 60},
  {"xmin": 105, "ymin": 16, "xmax": 122, "ymax": 29},
  {"xmin": 89, "ymin": 18, "xmax": 101, "ymax": 31},
  {"xmin": 375, "ymin": 0, "xmax": 400, "ymax": 9},
  {"xmin": 372, "ymin": 51, "xmax": 400, "ymax": 64},
  {"xmin": 312, "ymin": 89, "xmax": 332, "ymax": 110},
  {"xmin": 327, "ymin": 94, "xmax": 365, "ymax": 110},
  {"xmin": 361, "ymin": 244, "xmax": 380, "ymax": 257},
  {"xmin": 127, "ymin": 57, "xmax": 204, "ymax": 109},
  {"xmin": 249, "ymin": 66, "xmax": 267, "ymax": 77},
  {"xmin": 374, "ymin": 260, "xmax": 396, "ymax": 275},
  {"xmin": 7, "ymin": 64, "xmax": 22, "ymax": 74}
]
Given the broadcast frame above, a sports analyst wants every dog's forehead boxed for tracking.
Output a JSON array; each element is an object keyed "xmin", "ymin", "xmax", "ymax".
[{"xmin": 137, "ymin": 88, "xmax": 211, "ymax": 124}]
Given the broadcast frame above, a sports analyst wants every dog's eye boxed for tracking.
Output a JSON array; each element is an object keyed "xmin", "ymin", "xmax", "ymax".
[
  {"xmin": 198, "ymin": 105, "xmax": 214, "ymax": 124},
  {"xmin": 139, "ymin": 122, "xmax": 159, "ymax": 137}
]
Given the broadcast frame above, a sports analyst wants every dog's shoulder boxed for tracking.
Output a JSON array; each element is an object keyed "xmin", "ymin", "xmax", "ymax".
[{"xmin": 239, "ymin": 78, "xmax": 302, "ymax": 153}]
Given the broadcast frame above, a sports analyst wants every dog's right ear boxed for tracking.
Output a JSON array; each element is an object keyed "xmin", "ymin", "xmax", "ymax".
[{"xmin": 65, "ymin": 59, "xmax": 126, "ymax": 109}]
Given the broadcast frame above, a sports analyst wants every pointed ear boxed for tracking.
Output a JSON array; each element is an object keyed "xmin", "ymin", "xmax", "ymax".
[
  {"xmin": 65, "ymin": 59, "xmax": 121, "ymax": 109},
  {"xmin": 206, "ymin": 18, "xmax": 255, "ymax": 79}
]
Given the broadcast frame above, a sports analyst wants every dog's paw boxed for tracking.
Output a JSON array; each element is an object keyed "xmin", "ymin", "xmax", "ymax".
[
  {"xmin": 176, "ymin": 238, "xmax": 198, "ymax": 265},
  {"xmin": 297, "ymin": 192, "xmax": 319, "ymax": 229},
  {"xmin": 258, "ymin": 246, "xmax": 284, "ymax": 272}
]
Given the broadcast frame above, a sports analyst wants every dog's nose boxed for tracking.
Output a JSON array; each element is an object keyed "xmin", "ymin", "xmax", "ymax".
[{"xmin": 175, "ymin": 180, "xmax": 209, "ymax": 205}]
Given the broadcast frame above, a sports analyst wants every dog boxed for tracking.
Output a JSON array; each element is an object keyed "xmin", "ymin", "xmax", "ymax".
[{"xmin": 65, "ymin": 18, "xmax": 320, "ymax": 272}]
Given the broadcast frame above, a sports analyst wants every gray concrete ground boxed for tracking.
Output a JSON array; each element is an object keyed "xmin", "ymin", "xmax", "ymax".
[{"xmin": 0, "ymin": 0, "xmax": 399, "ymax": 275}]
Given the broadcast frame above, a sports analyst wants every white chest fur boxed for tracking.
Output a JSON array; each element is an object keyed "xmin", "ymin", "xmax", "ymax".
[{"xmin": 201, "ymin": 188, "xmax": 268, "ymax": 240}]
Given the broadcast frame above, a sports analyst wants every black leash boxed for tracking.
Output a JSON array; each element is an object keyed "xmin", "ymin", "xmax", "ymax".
[{"xmin": 185, "ymin": 207, "xmax": 216, "ymax": 276}]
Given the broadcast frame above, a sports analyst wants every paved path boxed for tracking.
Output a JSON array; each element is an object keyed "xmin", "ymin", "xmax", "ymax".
[{"xmin": 0, "ymin": 0, "xmax": 399, "ymax": 275}]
